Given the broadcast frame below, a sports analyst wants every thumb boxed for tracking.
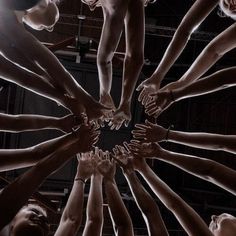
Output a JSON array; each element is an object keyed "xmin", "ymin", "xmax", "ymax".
[
  {"xmin": 145, "ymin": 119, "xmax": 154, "ymax": 127},
  {"xmin": 136, "ymin": 83, "xmax": 144, "ymax": 91}
]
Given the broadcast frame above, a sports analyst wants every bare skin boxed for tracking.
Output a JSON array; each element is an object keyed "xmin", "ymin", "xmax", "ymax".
[
  {"xmin": 143, "ymin": 67, "xmax": 236, "ymax": 117},
  {"xmin": 0, "ymin": 5, "xmax": 110, "ymax": 122},
  {"xmin": 132, "ymin": 120, "xmax": 236, "ymax": 154},
  {"xmin": 96, "ymin": 0, "xmax": 145, "ymax": 129},
  {"xmin": 137, "ymin": 0, "xmax": 219, "ymax": 105},
  {"xmin": 112, "ymin": 144, "xmax": 169, "ymax": 236},
  {"xmin": 55, "ymin": 153, "xmax": 95, "ymax": 236}
]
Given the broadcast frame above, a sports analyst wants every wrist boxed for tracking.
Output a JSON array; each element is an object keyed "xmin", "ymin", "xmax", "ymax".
[{"xmin": 74, "ymin": 176, "xmax": 86, "ymax": 184}]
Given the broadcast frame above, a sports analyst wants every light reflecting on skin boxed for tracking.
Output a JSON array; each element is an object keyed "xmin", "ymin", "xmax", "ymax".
[
  {"xmin": 220, "ymin": 0, "xmax": 236, "ymax": 19},
  {"xmin": 23, "ymin": 0, "xmax": 59, "ymax": 31},
  {"xmin": 209, "ymin": 213, "xmax": 236, "ymax": 236},
  {"xmin": 11, "ymin": 205, "xmax": 49, "ymax": 236}
]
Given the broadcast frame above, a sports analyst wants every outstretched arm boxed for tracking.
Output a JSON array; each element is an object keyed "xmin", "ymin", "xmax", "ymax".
[
  {"xmin": 143, "ymin": 66, "xmax": 236, "ymax": 117},
  {"xmin": 82, "ymin": 167, "xmax": 103, "ymax": 236},
  {"xmin": 0, "ymin": 113, "xmax": 77, "ymax": 133},
  {"xmin": 0, "ymin": 123, "xmax": 99, "ymax": 172},
  {"xmin": 0, "ymin": 125, "xmax": 99, "ymax": 229},
  {"xmin": 164, "ymin": 22, "xmax": 236, "ymax": 91},
  {"xmin": 97, "ymin": 153, "xmax": 134, "ymax": 236},
  {"xmin": 137, "ymin": 0, "xmax": 218, "ymax": 103},
  {"xmin": 55, "ymin": 152, "xmax": 95, "ymax": 236},
  {"xmin": 136, "ymin": 157, "xmax": 212, "ymax": 236},
  {"xmin": 113, "ymin": 145, "xmax": 168, "ymax": 236},
  {"xmin": 173, "ymin": 66, "xmax": 236, "ymax": 101},
  {"xmin": 132, "ymin": 120, "xmax": 236, "ymax": 154},
  {"xmin": 130, "ymin": 142, "xmax": 236, "ymax": 196}
]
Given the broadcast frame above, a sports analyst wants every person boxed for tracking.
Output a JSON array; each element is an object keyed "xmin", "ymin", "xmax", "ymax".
[
  {"xmin": 0, "ymin": 124, "xmax": 99, "ymax": 231},
  {"xmin": 132, "ymin": 120, "xmax": 236, "ymax": 154},
  {"xmin": 142, "ymin": 66, "xmax": 236, "ymax": 117},
  {"xmin": 112, "ymin": 144, "xmax": 168, "ymax": 236},
  {"xmin": 137, "ymin": 0, "xmax": 236, "ymax": 107},
  {"xmin": 55, "ymin": 152, "xmax": 96, "ymax": 236},
  {"xmin": 97, "ymin": 152, "xmax": 134, "ymax": 236},
  {"xmin": 82, "ymin": 149, "xmax": 104, "ymax": 236},
  {"xmin": 8, "ymin": 204, "xmax": 49, "ymax": 236},
  {"xmin": 0, "ymin": 0, "xmax": 109, "ymax": 122},
  {"xmin": 83, "ymin": 0, "xmax": 153, "ymax": 129},
  {"xmin": 0, "ymin": 113, "xmax": 80, "ymax": 133},
  {"xmin": 125, "ymin": 142, "xmax": 236, "ymax": 236}
]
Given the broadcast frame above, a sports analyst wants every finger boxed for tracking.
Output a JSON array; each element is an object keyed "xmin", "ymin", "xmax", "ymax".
[
  {"xmin": 136, "ymin": 82, "xmax": 144, "ymax": 91},
  {"xmin": 123, "ymin": 142, "xmax": 131, "ymax": 153},
  {"xmin": 138, "ymin": 89, "xmax": 147, "ymax": 102},
  {"xmin": 124, "ymin": 119, "xmax": 130, "ymax": 127},
  {"xmin": 110, "ymin": 153, "xmax": 124, "ymax": 167},
  {"xmin": 145, "ymin": 100, "xmax": 156, "ymax": 109},
  {"xmin": 145, "ymin": 119, "xmax": 155, "ymax": 126},
  {"xmin": 112, "ymin": 147, "xmax": 119, "ymax": 155},
  {"xmin": 132, "ymin": 134, "xmax": 146, "ymax": 139},
  {"xmin": 146, "ymin": 107, "xmax": 160, "ymax": 116},
  {"xmin": 115, "ymin": 121, "xmax": 123, "ymax": 130},
  {"xmin": 142, "ymin": 94, "xmax": 150, "ymax": 106}
]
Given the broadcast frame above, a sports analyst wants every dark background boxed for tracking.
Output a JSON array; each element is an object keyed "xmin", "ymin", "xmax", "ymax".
[{"xmin": 0, "ymin": 0, "xmax": 236, "ymax": 235}]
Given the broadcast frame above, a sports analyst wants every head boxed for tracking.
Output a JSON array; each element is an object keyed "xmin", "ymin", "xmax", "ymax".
[
  {"xmin": 219, "ymin": 0, "xmax": 236, "ymax": 20},
  {"xmin": 10, "ymin": 204, "xmax": 49, "ymax": 236},
  {"xmin": 23, "ymin": 0, "xmax": 59, "ymax": 32},
  {"xmin": 209, "ymin": 213, "xmax": 236, "ymax": 236}
]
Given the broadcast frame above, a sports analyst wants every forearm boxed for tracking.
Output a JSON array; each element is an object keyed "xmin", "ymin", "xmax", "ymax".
[
  {"xmin": 168, "ymin": 130, "xmax": 236, "ymax": 154},
  {"xmin": 0, "ymin": 139, "xmax": 79, "ymax": 229},
  {"xmin": 0, "ymin": 131, "xmax": 75, "ymax": 172},
  {"xmin": 120, "ymin": 55, "xmax": 143, "ymax": 105},
  {"xmin": 138, "ymin": 165, "xmax": 212, "ymax": 236},
  {"xmin": 174, "ymin": 67, "xmax": 236, "ymax": 101},
  {"xmin": 104, "ymin": 179, "xmax": 134, "ymax": 236},
  {"xmin": 152, "ymin": 0, "xmax": 217, "ymax": 83},
  {"xmin": 174, "ymin": 23, "xmax": 236, "ymax": 89},
  {"xmin": 124, "ymin": 171, "xmax": 168, "ymax": 236},
  {"xmin": 0, "ymin": 114, "xmax": 63, "ymax": 132},
  {"xmin": 157, "ymin": 149, "xmax": 236, "ymax": 195},
  {"xmin": 55, "ymin": 179, "xmax": 85, "ymax": 236},
  {"xmin": 83, "ymin": 174, "xmax": 103, "ymax": 236}
]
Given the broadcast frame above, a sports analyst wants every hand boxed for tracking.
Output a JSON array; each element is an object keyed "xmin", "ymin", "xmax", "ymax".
[
  {"xmin": 132, "ymin": 120, "xmax": 167, "ymax": 142},
  {"xmin": 136, "ymin": 76, "xmax": 161, "ymax": 106},
  {"xmin": 128, "ymin": 140, "xmax": 163, "ymax": 158},
  {"xmin": 112, "ymin": 142, "xmax": 148, "ymax": 172},
  {"xmin": 76, "ymin": 152, "xmax": 95, "ymax": 181},
  {"xmin": 99, "ymin": 93, "xmax": 116, "ymax": 121},
  {"xmin": 74, "ymin": 124, "xmax": 100, "ymax": 153},
  {"xmin": 97, "ymin": 152, "xmax": 116, "ymax": 181},
  {"xmin": 112, "ymin": 144, "xmax": 134, "ymax": 175},
  {"xmin": 59, "ymin": 114, "xmax": 87, "ymax": 133},
  {"xmin": 144, "ymin": 89, "xmax": 174, "ymax": 118},
  {"xmin": 85, "ymin": 98, "xmax": 112, "ymax": 121},
  {"xmin": 108, "ymin": 103, "xmax": 131, "ymax": 130}
]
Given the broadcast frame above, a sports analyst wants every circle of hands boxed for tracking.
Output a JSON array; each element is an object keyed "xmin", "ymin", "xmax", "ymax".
[{"xmin": 64, "ymin": 75, "xmax": 176, "ymax": 173}]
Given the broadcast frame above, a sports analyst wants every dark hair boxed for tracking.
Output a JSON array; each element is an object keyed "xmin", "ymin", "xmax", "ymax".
[{"xmin": 7, "ymin": 0, "xmax": 42, "ymax": 10}]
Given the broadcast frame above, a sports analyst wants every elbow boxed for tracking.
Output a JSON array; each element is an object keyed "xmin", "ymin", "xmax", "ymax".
[
  {"xmin": 62, "ymin": 214, "xmax": 81, "ymax": 229},
  {"xmin": 97, "ymin": 53, "xmax": 112, "ymax": 70}
]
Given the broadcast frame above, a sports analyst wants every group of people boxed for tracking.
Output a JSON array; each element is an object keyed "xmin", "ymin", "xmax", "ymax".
[{"xmin": 0, "ymin": 0, "xmax": 236, "ymax": 235}]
